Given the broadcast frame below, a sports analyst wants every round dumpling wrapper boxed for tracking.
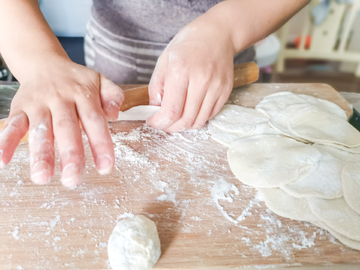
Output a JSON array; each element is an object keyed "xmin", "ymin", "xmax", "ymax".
[
  {"xmin": 211, "ymin": 104, "xmax": 269, "ymax": 134},
  {"xmin": 227, "ymin": 135, "xmax": 321, "ymax": 188},
  {"xmin": 342, "ymin": 163, "xmax": 360, "ymax": 215},
  {"xmin": 288, "ymin": 107, "xmax": 360, "ymax": 147},
  {"xmin": 258, "ymin": 188, "xmax": 317, "ymax": 222},
  {"xmin": 307, "ymin": 197, "xmax": 360, "ymax": 242},
  {"xmin": 281, "ymin": 145, "xmax": 344, "ymax": 199}
]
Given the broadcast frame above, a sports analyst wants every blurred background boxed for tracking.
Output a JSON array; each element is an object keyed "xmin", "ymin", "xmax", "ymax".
[{"xmin": 0, "ymin": 0, "xmax": 359, "ymax": 97}]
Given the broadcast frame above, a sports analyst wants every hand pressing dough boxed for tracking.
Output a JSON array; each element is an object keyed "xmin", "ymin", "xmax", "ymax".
[
  {"xmin": 211, "ymin": 104, "xmax": 269, "ymax": 133},
  {"xmin": 108, "ymin": 215, "xmax": 161, "ymax": 270},
  {"xmin": 258, "ymin": 188, "xmax": 317, "ymax": 222},
  {"xmin": 288, "ymin": 107, "xmax": 360, "ymax": 147},
  {"xmin": 342, "ymin": 163, "xmax": 360, "ymax": 215},
  {"xmin": 307, "ymin": 197, "xmax": 360, "ymax": 242},
  {"xmin": 227, "ymin": 135, "xmax": 321, "ymax": 188},
  {"xmin": 117, "ymin": 106, "xmax": 161, "ymax": 121},
  {"xmin": 281, "ymin": 145, "xmax": 344, "ymax": 199}
]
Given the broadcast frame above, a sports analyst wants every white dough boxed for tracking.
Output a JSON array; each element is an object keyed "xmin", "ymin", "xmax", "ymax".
[
  {"xmin": 256, "ymin": 91, "xmax": 346, "ymax": 120},
  {"xmin": 320, "ymin": 142, "xmax": 360, "ymax": 155},
  {"xmin": 281, "ymin": 145, "xmax": 344, "ymax": 199},
  {"xmin": 212, "ymin": 92, "xmax": 360, "ymax": 251},
  {"xmin": 258, "ymin": 92, "xmax": 348, "ymax": 144},
  {"xmin": 298, "ymin": 94, "xmax": 347, "ymax": 120},
  {"xmin": 258, "ymin": 188, "xmax": 317, "ymax": 222},
  {"xmin": 211, "ymin": 104, "xmax": 269, "ymax": 134},
  {"xmin": 207, "ymin": 122, "xmax": 242, "ymax": 147},
  {"xmin": 288, "ymin": 107, "xmax": 360, "ymax": 147},
  {"xmin": 108, "ymin": 215, "xmax": 161, "ymax": 270},
  {"xmin": 315, "ymin": 221, "xmax": 360, "ymax": 251},
  {"xmin": 208, "ymin": 121, "xmax": 279, "ymax": 147},
  {"xmin": 307, "ymin": 197, "xmax": 360, "ymax": 241},
  {"xmin": 255, "ymin": 92, "xmax": 307, "ymax": 118},
  {"xmin": 315, "ymin": 144, "xmax": 360, "ymax": 163},
  {"xmin": 268, "ymin": 104, "xmax": 310, "ymax": 142},
  {"xmin": 227, "ymin": 135, "xmax": 321, "ymax": 188},
  {"xmin": 342, "ymin": 163, "xmax": 360, "ymax": 215},
  {"xmin": 117, "ymin": 106, "xmax": 161, "ymax": 121}
]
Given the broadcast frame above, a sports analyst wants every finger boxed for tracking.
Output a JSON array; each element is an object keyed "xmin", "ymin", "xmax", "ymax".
[
  {"xmin": 209, "ymin": 91, "xmax": 232, "ymax": 119},
  {"xmin": 28, "ymin": 110, "xmax": 55, "ymax": 185},
  {"xmin": 192, "ymin": 83, "xmax": 232, "ymax": 129},
  {"xmin": 146, "ymin": 67, "xmax": 188, "ymax": 130},
  {"xmin": 52, "ymin": 102, "xmax": 85, "ymax": 187},
  {"xmin": 76, "ymin": 95, "xmax": 114, "ymax": 175},
  {"xmin": 0, "ymin": 112, "xmax": 29, "ymax": 167},
  {"xmin": 148, "ymin": 55, "xmax": 167, "ymax": 106},
  {"xmin": 164, "ymin": 78, "xmax": 209, "ymax": 133},
  {"xmin": 99, "ymin": 75, "xmax": 125, "ymax": 121}
]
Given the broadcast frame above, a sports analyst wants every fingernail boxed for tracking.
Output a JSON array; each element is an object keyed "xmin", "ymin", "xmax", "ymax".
[
  {"xmin": 149, "ymin": 100, "xmax": 155, "ymax": 105},
  {"xmin": 157, "ymin": 93, "xmax": 162, "ymax": 105},
  {"xmin": 0, "ymin": 150, "xmax": 5, "ymax": 169},
  {"xmin": 31, "ymin": 160, "xmax": 51, "ymax": 185},
  {"xmin": 62, "ymin": 163, "xmax": 82, "ymax": 187},
  {"xmin": 97, "ymin": 154, "xmax": 113, "ymax": 175},
  {"xmin": 147, "ymin": 114, "xmax": 171, "ymax": 129}
]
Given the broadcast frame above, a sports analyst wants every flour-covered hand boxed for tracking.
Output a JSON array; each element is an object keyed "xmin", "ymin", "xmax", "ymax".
[
  {"xmin": 0, "ymin": 55, "xmax": 124, "ymax": 187},
  {"xmin": 147, "ymin": 18, "xmax": 235, "ymax": 132}
]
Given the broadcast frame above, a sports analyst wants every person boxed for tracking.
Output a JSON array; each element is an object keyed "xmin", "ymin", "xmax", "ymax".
[{"xmin": 0, "ymin": 0, "xmax": 310, "ymax": 187}]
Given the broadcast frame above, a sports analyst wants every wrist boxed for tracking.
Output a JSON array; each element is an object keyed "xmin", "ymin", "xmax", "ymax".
[
  {"xmin": 9, "ymin": 49, "xmax": 71, "ymax": 83},
  {"xmin": 200, "ymin": 1, "xmax": 253, "ymax": 53},
  {"xmin": 187, "ymin": 15, "xmax": 237, "ymax": 57}
]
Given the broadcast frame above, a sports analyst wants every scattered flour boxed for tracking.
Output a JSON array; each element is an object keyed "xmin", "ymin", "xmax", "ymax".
[
  {"xmin": 0, "ymin": 120, "xmax": 354, "ymax": 268},
  {"xmin": 11, "ymin": 227, "xmax": 19, "ymax": 240},
  {"xmin": 211, "ymin": 178, "xmax": 240, "ymax": 224}
]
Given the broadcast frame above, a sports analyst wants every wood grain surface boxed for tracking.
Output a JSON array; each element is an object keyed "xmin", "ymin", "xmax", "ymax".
[{"xmin": 0, "ymin": 84, "xmax": 358, "ymax": 269}]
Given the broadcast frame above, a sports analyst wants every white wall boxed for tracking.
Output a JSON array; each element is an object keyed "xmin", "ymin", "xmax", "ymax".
[{"xmin": 39, "ymin": 0, "xmax": 92, "ymax": 37}]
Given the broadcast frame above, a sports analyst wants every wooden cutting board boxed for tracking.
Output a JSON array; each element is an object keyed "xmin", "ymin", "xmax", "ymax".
[{"xmin": 0, "ymin": 83, "xmax": 358, "ymax": 270}]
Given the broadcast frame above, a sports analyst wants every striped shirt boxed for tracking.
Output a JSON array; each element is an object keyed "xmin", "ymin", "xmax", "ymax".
[{"xmin": 84, "ymin": 0, "xmax": 255, "ymax": 84}]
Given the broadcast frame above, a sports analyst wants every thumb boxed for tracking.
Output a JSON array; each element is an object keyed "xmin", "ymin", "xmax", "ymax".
[
  {"xmin": 99, "ymin": 75, "xmax": 125, "ymax": 121},
  {"xmin": 149, "ymin": 55, "xmax": 167, "ymax": 106}
]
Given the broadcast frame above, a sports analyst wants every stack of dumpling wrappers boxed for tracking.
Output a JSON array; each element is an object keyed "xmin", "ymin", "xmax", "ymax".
[{"xmin": 209, "ymin": 92, "xmax": 360, "ymax": 250}]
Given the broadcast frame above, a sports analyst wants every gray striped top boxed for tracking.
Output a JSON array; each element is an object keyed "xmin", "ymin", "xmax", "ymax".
[{"xmin": 85, "ymin": 0, "xmax": 255, "ymax": 84}]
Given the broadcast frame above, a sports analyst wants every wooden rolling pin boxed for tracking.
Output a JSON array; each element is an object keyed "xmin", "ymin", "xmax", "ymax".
[
  {"xmin": 120, "ymin": 62, "xmax": 259, "ymax": 111},
  {"xmin": 0, "ymin": 62, "xmax": 259, "ymax": 143}
]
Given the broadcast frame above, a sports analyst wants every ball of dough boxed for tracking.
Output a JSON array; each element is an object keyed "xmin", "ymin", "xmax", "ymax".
[{"xmin": 108, "ymin": 215, "xmax": 161, "ymax": 270}]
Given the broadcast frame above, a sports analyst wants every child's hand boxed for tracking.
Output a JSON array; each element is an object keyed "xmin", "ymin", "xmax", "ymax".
[
  {"xmin": 146, "ymin": 19, "xmax": 235, "ymax": 132},
  {"xmin": 0, "ymin": 55, "xmax": 124, "ymax": 187}
]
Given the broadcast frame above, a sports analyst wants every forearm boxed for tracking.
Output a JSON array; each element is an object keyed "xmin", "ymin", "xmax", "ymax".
[
  {"xmin": 198, "ymin": 0, "xmax": 310, "ymax": 53},
  {"xmin": 0, "ymin": 0, "xmax": 69, "ymax": 81}
]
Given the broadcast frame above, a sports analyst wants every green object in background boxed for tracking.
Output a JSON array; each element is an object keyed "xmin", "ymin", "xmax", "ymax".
[{"xmin": 349, "ymin": 109, "xmax": 360, "ymax": 132}]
